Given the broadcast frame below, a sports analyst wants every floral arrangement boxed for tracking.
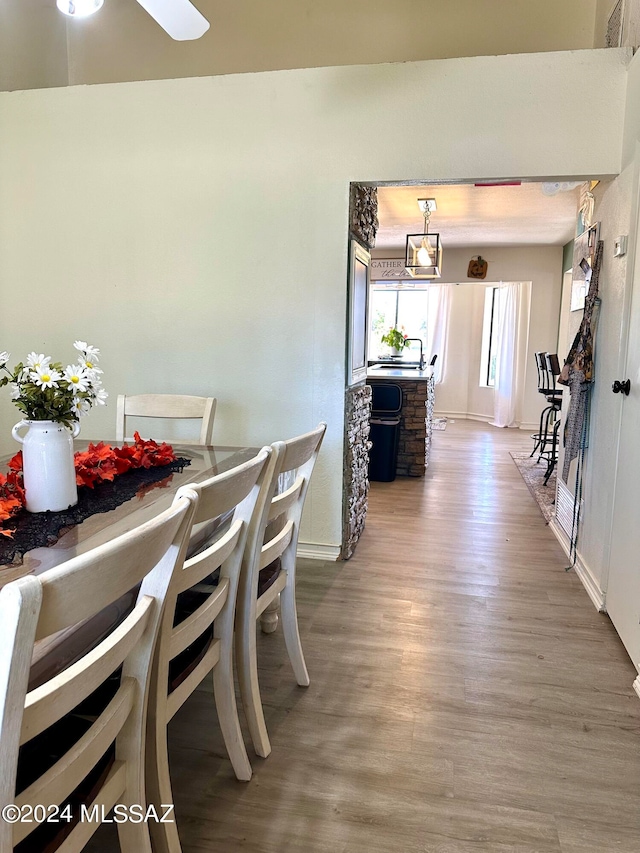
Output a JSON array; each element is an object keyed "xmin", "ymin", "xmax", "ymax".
[
  {"xmin": 0, "ymin": 433, "xmax": 177, "ymax": 538},
  {"xmin": 380, "ymin": 326, "xmax": 409, "ymax": 351},
  {"xmin": 0, "ymin": 341, "xmax": 107, "ymax": 427}
]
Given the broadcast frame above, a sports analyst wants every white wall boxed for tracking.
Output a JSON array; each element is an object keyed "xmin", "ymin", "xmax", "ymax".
[
  {"xmin": 426, "ymin": 247, "xmax": 564, "ymax": 427},
  {"xmin": 552, "ymin": 49, "xmax": 640, "ymax": 598},
  {"xmin": 0, "ymin": 49, "xmax": 630, "ymax": 549}
]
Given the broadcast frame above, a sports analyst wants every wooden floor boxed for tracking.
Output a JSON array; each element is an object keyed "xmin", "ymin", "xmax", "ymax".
[{"xmin": 88, "ymin": 420, "xmax": 640, "ymax": 852}]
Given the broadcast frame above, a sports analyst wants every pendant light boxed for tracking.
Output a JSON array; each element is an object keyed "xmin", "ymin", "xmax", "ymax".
[{"xmin": 404, "ymin": 198, "xmax": 442, "ymax": 279}]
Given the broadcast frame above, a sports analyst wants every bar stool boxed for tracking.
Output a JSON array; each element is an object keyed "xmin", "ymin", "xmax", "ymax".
[
  {"xmin": 530, "ymin": 352, "xmax": 562, "ymax": 459},
  {"xmin": 536, "ymin": 353, "xmax": 562, "ymax": 482}
]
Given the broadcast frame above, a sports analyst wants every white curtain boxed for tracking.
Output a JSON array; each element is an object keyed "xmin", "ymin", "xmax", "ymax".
[
  {"xmin": 426, "ymin": 284, "xmax": 450, "ymax": 384},
  {"xmin": 491, "ymin": 282, "xmax": 520, "ymax": 428}
]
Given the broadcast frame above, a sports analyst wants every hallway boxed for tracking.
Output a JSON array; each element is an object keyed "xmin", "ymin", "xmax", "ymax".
[{"xmin": 95, "ymin": 422, "xmax": 640, "ymax": 852}]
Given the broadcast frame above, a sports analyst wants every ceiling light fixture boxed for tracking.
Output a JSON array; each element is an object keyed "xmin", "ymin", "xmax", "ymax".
[
  {"xmin": 56, "ymin": 0, "xmax": 210, "ymax": 39},
  {"xmin": 404, "ymin": 199, "xmax": 442, "ymax": 279},
  {"xmin": 56, "ymin": 0, "xmax": 104, "ymax": 18}
]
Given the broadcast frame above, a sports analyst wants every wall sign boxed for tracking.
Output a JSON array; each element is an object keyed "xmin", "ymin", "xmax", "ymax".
[{"xmin": 370, "ymin": 258, "xmax": 409, "ymax": 280}]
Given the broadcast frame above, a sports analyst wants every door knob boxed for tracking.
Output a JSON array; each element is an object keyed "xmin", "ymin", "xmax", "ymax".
[{"xmin": 612, "ymin": 379, "xmax": 631, "ymax": 395}]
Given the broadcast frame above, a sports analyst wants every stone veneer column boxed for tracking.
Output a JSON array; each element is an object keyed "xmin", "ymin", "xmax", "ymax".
[
  {"xmin": 396, "ymin": 380, "xmax": 427, "ymax": 477},
  {"xmin": 341, "ymin": 384, "xmax": 372, "ymax": 559}
]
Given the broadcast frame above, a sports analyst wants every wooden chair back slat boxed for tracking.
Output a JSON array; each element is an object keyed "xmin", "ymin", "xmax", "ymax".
[
  {"xmin": 259, "ymin": 520, "xmax": 294, "ymax": 571},
  {"xmin": 14, "ymin": 680, "xmax": 135, "ymax": 845},
  {"xmin": 22, "ymin": 598, "xmax": 152, "ymax": 744},
  {"xmin": 268, "ymin": 475, "xmax": 304, "ymax": 521},
  {"xmin": 169, "ymin": 581, "xmax": 228, "ymax": 659},
  {"xmin": 116, "ymin": 394, "xmax": 217, "ymax": 445},
  {"xmin": 175, "ymin": 519, "xmax": 243, "ymax": 594},
  {"xmin": 165, "ymin": 643, "xmax": 221, "ymax": 722},
  {"xmin": 35, "ymin": 502, "xmax": 189, "ymax": 640}
]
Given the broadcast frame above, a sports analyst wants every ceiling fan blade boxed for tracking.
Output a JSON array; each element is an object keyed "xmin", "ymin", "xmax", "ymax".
[{"xmin": 135, "ymin": 0, "xmax": 210, "ymax": 40}]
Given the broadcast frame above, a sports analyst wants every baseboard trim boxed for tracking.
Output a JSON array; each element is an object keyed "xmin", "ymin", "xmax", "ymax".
[
  {"xmin": 297, "ymin": 542, "xmax": 341, "ymax": 561},
  {"xmin": 549, "ymin": 519, "xmax": 606, "ymax": 612},
  {"xmin": 434, "ymin": 411, "xmax": 492, "ymax": 423},
  {"xmin": 434, "ymin": 411, "xmax": 536, "ymax": 430}
]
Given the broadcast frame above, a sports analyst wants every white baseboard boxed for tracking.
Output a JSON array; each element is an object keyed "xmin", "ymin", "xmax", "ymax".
[
  {"xmin": 434, "ymin": 411, "xmax": 536, "ymax": 430},
  {"xmin": 434, "ymin": 411, "xmax": 492, "ymax": 423},
  {"xmin": 549, "ymin": 519, "xmax": 606, "ymax": 612},
  {"xmin": 633, "ymin": 675, "xmax": 640, "ymax": 699},
  {"xmin": 297, "ymin": 542, "xmax": 341, "ymax": 561}
]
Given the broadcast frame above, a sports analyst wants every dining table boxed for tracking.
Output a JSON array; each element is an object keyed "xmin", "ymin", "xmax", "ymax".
[{"xmin": 0, "ymin": 440, "xmax": 260, "ymax": 690}]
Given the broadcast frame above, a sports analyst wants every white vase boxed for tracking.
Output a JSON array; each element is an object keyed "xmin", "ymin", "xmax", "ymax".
[
  {"xmin": 12, "ymin": 419, "xmax": 80, "ymax": 513},
  {"xmin": 390, "ymin": 346, "xmax": 403, "ymax": 357}
]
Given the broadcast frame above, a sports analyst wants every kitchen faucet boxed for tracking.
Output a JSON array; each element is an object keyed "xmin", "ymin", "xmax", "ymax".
[{"xmin": 404, "ymin": 338, "xmax": 426, "ymax": 369}]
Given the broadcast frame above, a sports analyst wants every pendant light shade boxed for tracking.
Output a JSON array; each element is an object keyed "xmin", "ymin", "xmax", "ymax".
[
  {"xmin": 404, "ymin": 199, "xmax": 442, "ymax": 279},
  {"xmin": 56, "ymin": 0, "xmax": 104, "ymax": 18}
]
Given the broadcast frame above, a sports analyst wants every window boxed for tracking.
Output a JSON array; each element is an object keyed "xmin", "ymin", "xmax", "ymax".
[
  {"xmin": 480, "ymin": 285, "xmax": 500, "ymax": 387},
  {"xmin": 368, "ymin": 287, "xmax": 429, "ymax": 360}
]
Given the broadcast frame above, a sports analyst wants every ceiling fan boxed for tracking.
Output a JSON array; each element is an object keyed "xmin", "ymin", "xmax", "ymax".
[{"xmin": 56, "ymin": 0, "xmax": 210, "ymax": 41}]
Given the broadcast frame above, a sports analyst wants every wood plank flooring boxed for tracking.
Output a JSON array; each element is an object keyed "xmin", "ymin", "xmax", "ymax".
[{"xmin": 87, "ymin": 420, "xmax": 640, "ymax": 852}]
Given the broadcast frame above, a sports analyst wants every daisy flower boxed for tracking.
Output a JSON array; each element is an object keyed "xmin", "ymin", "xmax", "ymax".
[
  {"xmin": 94, "ymin": 387, "xmax": 109, "ymax": 405},
  {"xmin": 80, "ymin": 357, "xmax": 103, "ymax": 375},
  {"xmin": 26, "ymin": 352, "xmax": 52, "ymax": 370},
  {"xmin": 30, "ymin": 366, "xmax": 61, "ymax": 388},
  {"xmin": 71, "ymin": 397, "xmax": 91, "ymax": 417},
  {"xmin": 9, "ymin": 383, "xmax": 20, "ymax": 400},
  {"xmin": 74, "ymin": 341, "xmax": 100, "ymax": 361},
  {"xmin": 0, "ymin": 351, "xmax": 10, "ymax": 367},
  {"xmin": 63, "ymin": 364, "xmax": 89, "ymax": 394}
]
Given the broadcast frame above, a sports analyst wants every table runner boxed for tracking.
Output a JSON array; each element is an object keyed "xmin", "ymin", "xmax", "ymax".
[{"xmin": 0, "ymin": 457, "xmax": 190, "ymax": 566}]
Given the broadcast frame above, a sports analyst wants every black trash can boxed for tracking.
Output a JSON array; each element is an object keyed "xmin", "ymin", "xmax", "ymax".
[{"xmin": 368, "ymin": 383, "xmax": 402, "ymax": 482}]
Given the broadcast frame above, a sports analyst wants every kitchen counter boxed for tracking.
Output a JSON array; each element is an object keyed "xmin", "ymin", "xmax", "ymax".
[
  {"xmin": 366, "ymin": 365, "xmax": 434, "ymax": 381},
  {"xmin": 367, "ymin": 369, "xmax": 436, "ymax": 476}
]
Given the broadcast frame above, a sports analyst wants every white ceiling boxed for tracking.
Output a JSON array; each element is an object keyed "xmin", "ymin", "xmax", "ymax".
[{"xmin": 375, "ymin": 182, "xmax": 582, "ymax": 250}]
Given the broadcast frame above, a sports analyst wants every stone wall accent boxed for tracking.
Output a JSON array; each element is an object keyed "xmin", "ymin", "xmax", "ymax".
[
  {"xmin": 341, "ymin": 384, "xmax": 372, "ymax": 559},
  {"xmin": 396, "ymin": 380, "xmax": 428, "ymax": 477},
  {"xmin": 349, "ymin": 184, "xmax": 378, "ymax": 249},
  {"xmin": 425, "ymin": 373, "xmax": 435, "ymax": 468}
]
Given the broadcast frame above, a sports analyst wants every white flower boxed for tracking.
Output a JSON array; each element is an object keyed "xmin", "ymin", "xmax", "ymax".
[
  {"xmin": 74, "ymin": 341, "xmax": 100, "ymax": 362},
  {"xmin": 26, "ymin": 352, "xmax": 51, "ymax": 370},
  {"xmin": 0, "ymin": 351, "xmax": 10, "ymax": 367},
  {"xmin": 71, "ymin": 397, "xmax": 91, "ymax": 417},
  {"xmin": 63, "ymin": 364, "xmax": 89, "ymax": 394},
  {"xmin": 9, "ymin": 383, "xmax": 20, "ymax": 400},
  {"xmin": 94, "ymin": 387, "xmax": 109, "ymax": 405},
  {"xmin": 30, "ymin": 366, "xmax": 61, "ymax": 388},
  {"xmin": 80, "ymin": 358, "xmax": 103, "ymax": 375}
]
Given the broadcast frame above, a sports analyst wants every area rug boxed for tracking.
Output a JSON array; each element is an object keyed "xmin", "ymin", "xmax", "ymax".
[
  {"xmin": 510, "ymin": 452, "xmax": 556, "ymax": 524},
  {"xmin": 432, "ymin": 418, "xmax": 448, "ymax": 431}
]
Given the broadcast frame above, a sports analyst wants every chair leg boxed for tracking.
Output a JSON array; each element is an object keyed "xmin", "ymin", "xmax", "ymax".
[
  {"xmin": 280, "ymin": 581, "xmax": 310, "ymax": 687},
  {"xmin": 260, "ymin": 594, "xmax": 280, "ymax": 634},
  {"xmin": 213, "ymin": 636, "xmax": 252, "ymax": 781},
  {"xmin": 146, "ymin": 717, "xmax": 182, "ymax": 853},
  {"xmin": 236, "ymin": 620, "xmax": 272, "ymax": 759},
  {"xmin": 530, "ymin": 404, "xmax": 547, "ymax": 457}
]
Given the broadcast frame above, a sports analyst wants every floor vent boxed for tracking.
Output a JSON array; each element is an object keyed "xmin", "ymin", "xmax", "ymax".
[
  {"xmin": 555, "ymin": 478, "xmax": 578, "ymax": 538},
  {"xmin": 607, "ymin": 0, "xmax": 625, "ymax": 47}
]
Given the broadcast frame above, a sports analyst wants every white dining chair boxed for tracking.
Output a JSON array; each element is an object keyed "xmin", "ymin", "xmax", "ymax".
[
  {"xmin": 235, "ymin": 422, "xmax": 326, "ymax": 760},
  {"xmin": 146, "ymin": 446, "xmax": 271, "ymax": 853},
  {"xmin": 0, "ymin": 493, "xmax": 197, "ymax": 853},
  {"xmin": 115, "ymin": 394, "xmax": 217, "ymax": 445}
]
